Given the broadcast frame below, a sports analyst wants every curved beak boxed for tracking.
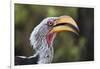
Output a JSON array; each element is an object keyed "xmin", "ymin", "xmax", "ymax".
[{"xmin": 50, "ymin": 16, "xmax": 79, "ymax": 35}]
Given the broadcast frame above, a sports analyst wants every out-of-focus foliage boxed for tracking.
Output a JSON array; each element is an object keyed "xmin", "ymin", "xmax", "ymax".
[
  {"xmin": 15, "ymin": 4, "xmax": 93, "ymax": 63},
  {"xmin": 53, "ymin": 32, "xmax": 86, "ymax": 62}
]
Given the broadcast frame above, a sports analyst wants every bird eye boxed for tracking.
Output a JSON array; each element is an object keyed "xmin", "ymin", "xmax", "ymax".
[
  {"xmin": 47, "ymin": 20, "xmax": 54, "ymax": 26},
  {"xmin": 48, "ymin": 22, "xmax": 53, "ymax": 26}
]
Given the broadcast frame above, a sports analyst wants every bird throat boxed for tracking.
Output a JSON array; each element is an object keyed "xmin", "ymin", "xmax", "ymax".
[{"xmin": 46, "ymin": 32, "xmax": 56, "ymax": 46}]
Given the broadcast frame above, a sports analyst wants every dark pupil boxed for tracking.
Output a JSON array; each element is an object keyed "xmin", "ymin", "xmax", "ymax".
[
  {"xmin": 49, "ymin": 22, "xmax": 53, "ymax": 25},
  {"xmin": 48, "ymin": 20, "xmax": 54, "ymax": 26}
]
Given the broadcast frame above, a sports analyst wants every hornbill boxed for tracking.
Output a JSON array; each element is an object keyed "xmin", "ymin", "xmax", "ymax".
[{"xmin": 15, "ymin": 15, "xmax": 79, "ymax": 65}]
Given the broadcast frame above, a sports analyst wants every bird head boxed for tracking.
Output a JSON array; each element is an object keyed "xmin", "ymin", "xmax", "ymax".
[{"xmin": 30, "ymin": 15, "xmax": 79, "ymax": 47}]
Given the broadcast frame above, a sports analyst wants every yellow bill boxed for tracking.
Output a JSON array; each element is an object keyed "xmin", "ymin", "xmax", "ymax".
[{"xmin": 50, "ymin": 16, "xmax": 79, "ymax": 35}]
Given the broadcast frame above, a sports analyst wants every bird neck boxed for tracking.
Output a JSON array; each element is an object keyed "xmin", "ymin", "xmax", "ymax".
[
  {"xmin": 33, "ymin": 35, "xmax": 56, "ymax": 64},
  {"xmin": 30, "ymin": 29, "xmax": 57, "ymax": 64}
]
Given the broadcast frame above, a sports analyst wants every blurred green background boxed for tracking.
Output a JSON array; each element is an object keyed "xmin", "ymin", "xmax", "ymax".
[{"xmin": 15, "ymin": 4, "xmax": 94, "ymax": 63}]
